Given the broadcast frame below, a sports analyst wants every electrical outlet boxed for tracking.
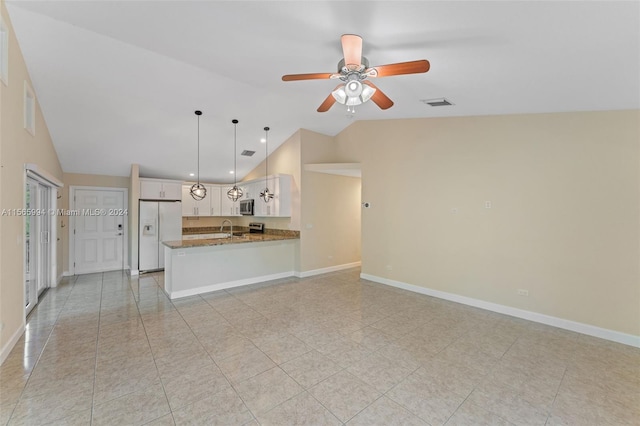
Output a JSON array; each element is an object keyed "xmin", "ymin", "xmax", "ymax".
[
  {"xmin": 328, "ymin": 255, "xmax": 333, "ymax": 260},
  {"xmin": 517, "ymin": 289, "xmax": 529, "ymax": 296},
  {"xmin": 485, "ymin": 201, "xmax": 492, "ymax": 209},
  {"xmin": 451, "ymin": 208, "xmax": 458, "ymax": 214},
  {"xmin": 385, "ymin": 265, "xmax": 393, "ymax": 271}
]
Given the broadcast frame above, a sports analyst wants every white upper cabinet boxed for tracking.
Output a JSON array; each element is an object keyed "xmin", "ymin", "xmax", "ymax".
[
  {"xmin": 253, "ymin": 177, "xmax": 274, "ymax": 217},
  {"xmin": 141, "ymin": 175, "xmax": 292, "ymax": 217},
  {"xmin": 252, "ymin": 174, "xmax": 292, "ymax": 217},
  {"xmin": 182, "ymin": 184, "xmax": 207, "ymax": 216},
  {"xmin": 208, "ymin": 185, "xmax": 222, "ymax": 216},
  {"xmin": 220, "ymin": 186, "xmax": 242, "ymax": 216},
  {"xmin": 140, "ymin": 178, "xmax": 182, "ymax": 200},
  {"xmin": 182, "ymin": 184, "xmax": 222, "ymax": 217}
]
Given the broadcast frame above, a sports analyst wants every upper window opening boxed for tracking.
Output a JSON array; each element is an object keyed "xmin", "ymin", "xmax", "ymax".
[
  {"xmin": 0, "ymin": 16, "xmax": 8, "ymax": 85},
  {"xmin": 24, "ymin": 81, "xmax": 35, "ymax": 136}
]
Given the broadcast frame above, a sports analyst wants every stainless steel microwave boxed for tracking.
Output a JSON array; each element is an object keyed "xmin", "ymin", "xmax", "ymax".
[{"xmin": 240, "ymin": 199, "xmax": 254, "ymax": 215}]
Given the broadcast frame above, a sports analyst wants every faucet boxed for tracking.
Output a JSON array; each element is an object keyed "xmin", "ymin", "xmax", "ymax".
[{"xmin": 220, "ymin": 219, "xmax": 233, "ymax": 239}]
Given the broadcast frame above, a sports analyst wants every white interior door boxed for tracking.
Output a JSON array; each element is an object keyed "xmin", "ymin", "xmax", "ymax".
[{"xmin": 74, "ymin": 189, "xmax": 125, "ymax": 274}]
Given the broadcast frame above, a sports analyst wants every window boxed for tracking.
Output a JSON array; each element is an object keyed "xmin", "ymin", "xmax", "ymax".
[
  {"xmin": 24, "ymin": 81, "xmax": 35, "ymax": 135},
  {"xmin": 0, "ymin": 16, "xmax": 7, "ymax": 85}
]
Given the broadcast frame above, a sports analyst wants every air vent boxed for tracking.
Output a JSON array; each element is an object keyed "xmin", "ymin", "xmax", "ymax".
[
  {"xmin": 421, "ymin": 98, "xmax": 454, "ymax": 107},
  {"xmin": 241, "ymin": 150, "xmax": 255, "ymax": 156}
]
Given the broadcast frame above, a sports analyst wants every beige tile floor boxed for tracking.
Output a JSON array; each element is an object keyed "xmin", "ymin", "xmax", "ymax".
[{"xmin": 1, "ymin": 268, "xmax": 639, "ymax": 425}]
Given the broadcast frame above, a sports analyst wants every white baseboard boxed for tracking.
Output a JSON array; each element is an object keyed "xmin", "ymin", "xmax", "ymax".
[
  {"xmin": 296, "ymin": 261, "xmax": 361, "ymax": 278},
  {"xmin": 361, "ymin": 273, "xmax": 640, "ymax": 349},
  {"xmin": 167, "ymin": 271, "xmax": 295, "ymax": 299},
  {"xmin": 129, "ymin": 269, "xmax": 139, "ymax": 276},
  {"xmin": 62, "ymin": 271, "xmax": 72, "ymax": 277},
  {"xmin": 0, "ymin": 323, "xmax": 25, "ymax": 366}
]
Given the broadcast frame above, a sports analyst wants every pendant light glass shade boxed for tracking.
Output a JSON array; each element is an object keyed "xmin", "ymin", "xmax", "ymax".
[
  {"xmin": 190, "ymin": 183, "xmax": 206, "ymax": 200},
  {"xmin": 190, "ymin": 110, "xmax": 207, "ymax": 201},
  {"xmin": 260, "ymin": 126, "xmax": 273, "ymax": 203},
  {"xmin": 331, "ymin": 81, "xmax": 376, "ymax": 106},
  {"xmin": 227, "ymin": 119, "xmax": 243, "ymax": 202},
  {"xmin": 227, "ymin": 185, "xmax": 243, "ymax": 201}
]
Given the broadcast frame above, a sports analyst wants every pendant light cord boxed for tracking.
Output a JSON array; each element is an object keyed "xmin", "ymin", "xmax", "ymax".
[
  {"xmin": 233, "ymin": 120, "xmax": 237, "ymax": 186},
  {"xmin": 197, "ymin": 113, "xmax": 200, "ymax": 185},
  {"xmin": 264, "ymin": 127, "xmax": 269, "ymax": 187}
]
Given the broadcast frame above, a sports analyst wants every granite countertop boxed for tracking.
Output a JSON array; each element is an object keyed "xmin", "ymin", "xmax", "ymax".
[{"xmin": 163, "ymin": 232, "xmax": 299, "ymax": 249}]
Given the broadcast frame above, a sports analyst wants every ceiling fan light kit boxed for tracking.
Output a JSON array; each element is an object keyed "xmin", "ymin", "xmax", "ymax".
[
  {"xmin": 282, "ymin": 34, "xmax": 430, "ymax": 113},
  {"xmin": 190, "ymin": 110, "xmax": 207, "ymax": 201}
]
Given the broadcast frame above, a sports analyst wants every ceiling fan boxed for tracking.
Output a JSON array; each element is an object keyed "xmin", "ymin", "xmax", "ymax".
[{"xmin": 282, "ymin": 34, "xmax": 430, "ymax": 113}]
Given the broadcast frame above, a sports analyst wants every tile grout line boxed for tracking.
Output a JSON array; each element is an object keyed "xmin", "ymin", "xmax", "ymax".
[
  {"xmin": 208, "ymin": 288, "xmax": 307, "ymax": 423},
  {"xmin": 544, "ymin": 366, "xmax": 568, "ymax": 425},
  {"xmin": 88, "ymin": 272, "xmax": 106, "ymax": 425},
  {"xmin": 5, "ymin": 268, "xmax": 636, "ymax": 425},
  {"xmin": 197, "ymin": 279, "xmax": 353, "ymax": 423},
  {"xmin": 174, "ymin": 291, "xmax": 262, "ymax": 424},
  {"xmin": 439, "ymin": 329, "xmax": 524, "ymax": 425},
  {"xmin": 128, "ymin": 273, "xmax": 175, "ymax": 425},
  {"xmin": 5, "ymin": 275, "xmax": 78, "ymax": 425}
]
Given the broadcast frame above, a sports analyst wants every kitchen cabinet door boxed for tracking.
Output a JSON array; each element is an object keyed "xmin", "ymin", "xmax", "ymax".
[
  {"xmin": 220, "ymin": 186, "xmax": 241, "ymax": 216},
  {"xmin": 181, "ymin": 185, "xmax": 198, "ymax": 216},
  {"xmin": 140, "ymin": 179, "xmax": 163, "ymax": 199},
  {"xmin": 140, "ymin": 179, "xmax": 182, "ymax": 200},
  {"xmin": 208, "ymin": 185, "xmax": 222, "ymax": 216},
  {"xmin": 274, "ymin": 175, "xmax": 292, "ymax": 217},
  {"xmin": 162, "ymin": 182, "xmax": 182, "ymax": 200},
  {"xmin": 253, "ymin": 177, "xmax": 276, "ymax": 216},
  {"xmin": 182, "ymin": 184, "xmax": 213, "ymax": 216}
]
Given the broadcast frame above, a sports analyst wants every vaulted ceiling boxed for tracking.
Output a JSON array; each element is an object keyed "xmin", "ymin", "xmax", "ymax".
[{"xmin": 6, "ymin": 1, "xmax": 639, "ymax": 182}]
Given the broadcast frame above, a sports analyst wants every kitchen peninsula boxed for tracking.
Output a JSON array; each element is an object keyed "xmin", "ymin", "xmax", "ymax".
[{"xmin": 162, "ymin": 229, "xmax": 299, "ymax": 299}]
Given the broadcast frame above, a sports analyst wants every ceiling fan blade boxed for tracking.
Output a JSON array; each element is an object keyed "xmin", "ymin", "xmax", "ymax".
[
  {"xmin": 363, "ymin": 81, "xmax": 394, "ymax": 109},
  {"xmin": 317, "ymin": 85, "xmax": 343, "ymax": 112},
  {"xmin": 341, "ymin": 34, "xmax": 363, "ymax": 69},
  {"xmin": 282, "ymin": 73, "xmax": 334, "ymax": 82},
  {"xmin": 367, "ymin": 59, "xmax": 430, "ymax": 78}
]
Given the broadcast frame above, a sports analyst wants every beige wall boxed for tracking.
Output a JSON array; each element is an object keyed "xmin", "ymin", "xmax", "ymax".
[
  {"xmin": 243, "ymin": 130, "xmax": 302, "ymax": 232},
  {"xmin": 334, "ymin": 110, "xmax": 640, "ymax": 337},
  {"xmin": 61, "ymin": 172, "xmax": 130, "ymax": 274},
  {"xmin": 129, "ymin": 164, "xmax": 139, "ymax": 272},
  {"xmin": 241, "ymin": 128, "xmax": 362, "ymax": 274},
  {"xmin": 0, "ymin": 1, "xmax": 64, "ymax": 353},
  {"xmin": 242, "ymin": 130, "xmax": 301, "ymax": 271},
  {"xmin": 299, "ymin": 129, "xmax": 361, "ymax": 272}
]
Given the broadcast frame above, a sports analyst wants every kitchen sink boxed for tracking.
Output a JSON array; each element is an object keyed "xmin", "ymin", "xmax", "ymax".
[{"xmin": 203, "ymin": 233, "xmax": 230, "ymax": 239}]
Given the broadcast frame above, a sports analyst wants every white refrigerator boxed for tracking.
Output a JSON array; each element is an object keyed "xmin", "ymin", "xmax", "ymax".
[{"xmin": 139, "ymin": 200, "xmax": 182, "ymax": 272}]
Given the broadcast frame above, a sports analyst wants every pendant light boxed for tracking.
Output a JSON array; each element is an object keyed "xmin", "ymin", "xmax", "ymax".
[
  {"xmin": 259, "ymin": 126, "xmax": 274, "ymax": 203},
  {"xmin": 190, "ymin": 110, "xmax": 207, "ymax": 201},
  {"xmin": 227, "ymin": 119, "xmax": 243, "ymax": 201}
]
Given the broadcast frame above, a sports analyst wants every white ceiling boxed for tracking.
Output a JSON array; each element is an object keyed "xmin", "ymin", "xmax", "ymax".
[{"xmin": 6, "ymin": 1, "xmax": 639, "ymax": 183}]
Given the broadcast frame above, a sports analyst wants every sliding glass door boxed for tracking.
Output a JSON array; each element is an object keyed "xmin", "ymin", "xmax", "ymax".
[
  {"xmin": 25, "ymin": 179, "xmax": 38, "ymax": 315},
  {"xmin": 25, "ymin": 177, "xmax": 52, "ymax": 316}
]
